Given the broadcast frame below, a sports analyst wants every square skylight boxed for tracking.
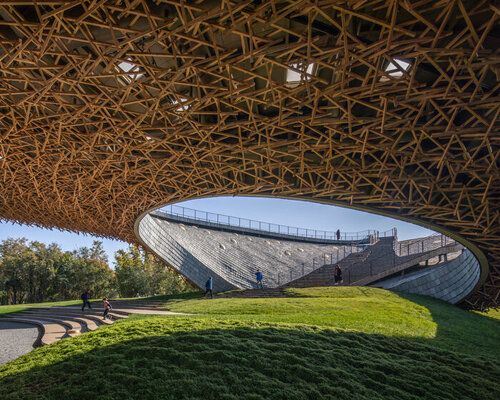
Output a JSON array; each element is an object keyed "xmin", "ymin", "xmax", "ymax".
[
  {"xmin": 286, "ymin": 63, "xmax": 315, "ymax": 87},
  {"xmin": 380, "ymin": 59, "xmax": 411, "ymax": 81},
  {"xmin": 117, "ymin": 60, "xmax": 144, "ymax": 83}
]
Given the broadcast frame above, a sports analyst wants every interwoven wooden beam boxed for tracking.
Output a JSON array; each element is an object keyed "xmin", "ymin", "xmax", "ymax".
[{"xmin": 0, "ymin": 0, "xmax": 498, "ymax": 310}]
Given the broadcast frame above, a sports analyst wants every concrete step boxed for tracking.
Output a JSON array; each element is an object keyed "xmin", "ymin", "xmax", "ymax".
[
  {"xmin": 49, "ymin": 306, "xmax": 129, "ymax": 317},
  {"xmin": 48, "ymin": 314, "xmax": 100, "ymax": 331},
  {"xmin": 16, "ymin": 312, "xmax": 82, "ymax": 336},
  {"xmin": 4, "ymin": 317, "xmax": 67, "ymax": 345},
  {"xmin": 39, "ymin": 307, "xmax": 125, "ymax": 322},
  {"xmin": 18, "ymin": 310, "xmax": 99, "ymax": 332}
]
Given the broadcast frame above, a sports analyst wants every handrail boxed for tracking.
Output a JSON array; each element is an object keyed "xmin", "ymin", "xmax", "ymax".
[
  {"xmin": 275, "ymin": 233, "xmax": 460, "ymax": 288},
  {"xmin": 346, "ymin": 235, "xmax": 462, "ymax": 285},
  {"xmin": 395, "ymin": 233, "xmax": 456, "ymax": 257},
  {"xmin": 275, "ymin": 244, "xmax": 362, "ymax": 285},
  {"xmin": 158, "ymin": 204, "xmax": 383, "ymax": 242}
]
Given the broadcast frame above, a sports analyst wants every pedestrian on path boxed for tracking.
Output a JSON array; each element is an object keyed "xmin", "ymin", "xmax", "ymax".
[
  {"xmin": 102, "ymin": 298, "xmax": 112, "ymax": 320},
  {"xmin": 336, "ymin": 229, "xmax": 341, "ymax": 240},
  {"xmin": 81, "ymin": 289, "xmax": 91, "ymax": 311},
  {"xmin": 256, "ymin": 270, "xmax": 263, "ymax": 289},
  {"xmin": 334, "ymin": 264, "xmax": 343, "ymax": 285},
  {"xmin": 204, "ymin": 277, "xmax": 213, "ymax": 299}
]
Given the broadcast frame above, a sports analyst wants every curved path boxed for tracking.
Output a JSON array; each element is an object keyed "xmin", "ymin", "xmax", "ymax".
[{"xmin": 0, "ymin": 320, "xmax": 39, "ymax": 365}]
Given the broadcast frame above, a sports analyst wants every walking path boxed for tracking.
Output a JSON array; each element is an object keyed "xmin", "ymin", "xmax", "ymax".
[
  {"xmin": 0, "ymin": 321, "xmax": 39, "ymax": 365},
  {"xmin": 0, "ymin": 299, "xmax": 188, "ymax": 365}
]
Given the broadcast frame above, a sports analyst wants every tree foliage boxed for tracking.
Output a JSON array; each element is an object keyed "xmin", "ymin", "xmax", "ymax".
[
  {"xmin": 114, "ymin": 245, "xmax": 193, "ymax": 298},
  {"xmin": 0, "ymin": 238, "xmax": 194, "ymax": 305}
]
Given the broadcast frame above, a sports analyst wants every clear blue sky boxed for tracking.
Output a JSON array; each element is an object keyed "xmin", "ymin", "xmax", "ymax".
[{"xmin": 0, "ymin": 197, "xmax": 434, "ymax": 264}]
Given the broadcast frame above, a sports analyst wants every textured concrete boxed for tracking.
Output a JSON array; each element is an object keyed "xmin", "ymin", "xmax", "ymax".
[
  {"xmin": 0, "ymin": 321, "xmax": 39, "ymax": 365},
  {"xmin": 375, "ymin": 249, "xmax": 480, "ymax": 303},
  {"xmin": 138, "ymin": 213, "xmax": 362, "ymax": 291}
]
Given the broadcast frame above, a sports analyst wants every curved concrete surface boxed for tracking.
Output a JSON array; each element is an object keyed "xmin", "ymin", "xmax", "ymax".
[
  {"xmin": 138, "ymin": 212, "xmax": 480, "ymax": 304},
  {"xmin": 138, "ymin": 213, "xmax": 361, "ymax": 291},
  {"xmin": 375, "ymin": 249, "xmax": 480, "ymax": 304},
  {"xmin": 0, "ymin": 320, "xmax": 39, "ymax": 365}
]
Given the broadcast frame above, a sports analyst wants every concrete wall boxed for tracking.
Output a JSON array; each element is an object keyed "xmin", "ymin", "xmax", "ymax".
[
  {"xmin": 138, "ymin": 213, "xmax": 359, "ymax": 291},
  {"xmin": 138, "ymin": 213, "xmax": 237, "ymax": 292},
  {"xmin": 374, "ymin": 249, "xmax": 480, "ymax": 304}
]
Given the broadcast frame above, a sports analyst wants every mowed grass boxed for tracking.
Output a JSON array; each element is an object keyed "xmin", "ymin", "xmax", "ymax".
[
  {"xmin": 164, "ymin": 287, "xmax": 500, "ymax": 359},
  {"xmin": 0, "ymin": 287, "xmax": 499, "ymax": 400}
]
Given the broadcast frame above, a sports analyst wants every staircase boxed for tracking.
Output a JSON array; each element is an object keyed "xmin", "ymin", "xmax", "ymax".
[
  {"xmin": 2, "ymin": 299, "xmax": 177, "ymax": 346},
  {"xmin": 282, "ymin": 238, "xmax": 395, "ymax": 288}
]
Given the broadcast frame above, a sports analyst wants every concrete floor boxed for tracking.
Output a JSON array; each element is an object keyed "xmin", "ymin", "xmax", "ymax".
[{"xmin": 0, "ymin": 320, "xmax": 39, "ymax": 365}]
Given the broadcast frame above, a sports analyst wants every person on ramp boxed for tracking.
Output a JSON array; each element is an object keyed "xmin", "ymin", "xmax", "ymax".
[
  {"xmin": 334, "ymin": 265, "xmax": 343, "ymax": 285},
  {"xmin": 102, "ymin": 298, "xmax": 112, "ymax": 320},
  {"xmin": 204, "ymin": 276, "xmax": 213, "ymax": 299},
  {"xmin": 81, "ymin": 289, "xmax": 92, "ymax": 311}
]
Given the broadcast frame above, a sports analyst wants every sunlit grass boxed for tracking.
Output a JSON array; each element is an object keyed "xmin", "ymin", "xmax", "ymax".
[
  {"xmin": 164, "ymin": 287, "xmax": 499, "ymax": 358},
  {"xmin": 1, "ymin": 287, "xmax": 499, "ymax": 399}
]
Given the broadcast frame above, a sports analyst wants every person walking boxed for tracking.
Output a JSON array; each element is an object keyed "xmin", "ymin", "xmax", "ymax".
[
  {"xmin": 81, "ymin": 289, "xmax": 91, "ymax": 311},
  {"xmin": 102, "ymin": 298, "xmax": 112, "ymax": 320},
  {"xmin": 204, "ymin": 276, "xmax": 213, "ymax": 299},
  {"xmin": 334, "ymin": 264, "xmax": 343, "ymax": 285},
  {"xmin": 256, "ymin": 270, "xmax": 263, "ymax": 289},
  {"xmin": 336, "ymin": 229, "xmax": 341, "ymax": 240}
]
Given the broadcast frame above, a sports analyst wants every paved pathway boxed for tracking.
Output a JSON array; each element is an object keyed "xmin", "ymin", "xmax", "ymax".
[{"xmin": 0, "ymin": 320, "xmax": 39, "ymax": 365}]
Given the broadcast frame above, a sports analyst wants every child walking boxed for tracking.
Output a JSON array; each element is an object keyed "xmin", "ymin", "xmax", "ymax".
[{"xmin": 103, "ymin": 298, "xmax": 112, "ymax": 320}]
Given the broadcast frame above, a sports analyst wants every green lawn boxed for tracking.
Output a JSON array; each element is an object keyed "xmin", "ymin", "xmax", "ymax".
[
  {"xmin": 0, "ymin": 287, "xmax": 498, "ymax": 400},
  {"xmin": 163, "ymin": 287, "xmax": 499, "ymax": 359}
]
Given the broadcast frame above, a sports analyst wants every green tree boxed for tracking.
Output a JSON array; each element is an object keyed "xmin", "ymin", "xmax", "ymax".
[
  {"xmin": 114, "ymin": 245, "xmax": 193, "ymax": 297},
  {"xmin": 0, "ymin": 238, "xmax": 117, "ymax": 304}
]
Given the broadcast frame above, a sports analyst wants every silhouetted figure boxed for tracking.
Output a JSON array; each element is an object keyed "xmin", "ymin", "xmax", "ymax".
[
  {"xmin": 334, "ymin": 265, "xmax": 343, "ymax": 285},
  {"xmin": 256, "ymin": 270, "xmax": 263, "ymax": 289},
  {"xmin": 336, "ymin": 229, "xmax": 341, "ymax": 240},
  {"xmin": 103, "ymin": 298, "xmax": 112, "ymax": 320},
  {"xmin": 204, "ymin": 276, "xmax": 213, "ymax": 299},
  {"xmin": 81, "ymin": 289, "xmax": 91, "ymax": 311}
]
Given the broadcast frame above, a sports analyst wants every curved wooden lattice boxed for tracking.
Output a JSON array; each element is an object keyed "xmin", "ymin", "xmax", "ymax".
[{"xmin": 0, "ymin": 1, "xmax": 498, "ymax": 309}]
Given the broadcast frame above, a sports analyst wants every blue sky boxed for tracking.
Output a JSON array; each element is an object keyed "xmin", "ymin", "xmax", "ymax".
[{"xmin": 0, "ymin": 197, "xmax": 434, "ymax": 265}]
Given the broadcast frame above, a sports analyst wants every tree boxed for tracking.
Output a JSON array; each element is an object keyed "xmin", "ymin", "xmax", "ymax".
[
  {"xmin": 0, "ymin": 238, "xmax": 117, "ymax": 304},
  {"xmin": 114, "ymin": 245, "xmax": 194, "ymax": 297}
]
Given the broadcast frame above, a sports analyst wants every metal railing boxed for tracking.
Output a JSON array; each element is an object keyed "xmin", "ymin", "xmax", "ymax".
[
  {"xmin": 345, "ymin": 235, "xmax": 462, "ymax": 285},
  {"xmin": 275, "ymin": 245, "xmax": 362, "ymax": 285},
  {"xmin": 270, "ymin": 233, "xmax": 460, "ymax": 288},
  {"xmin": 395, "ymin": 234, "xmax": 456, "ymax": 257},
  {"xmin": 157, "ymin": 204, "xmax": 382, "ymax": 242}
]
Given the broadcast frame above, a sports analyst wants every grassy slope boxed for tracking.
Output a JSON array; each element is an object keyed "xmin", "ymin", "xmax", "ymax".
[
  {"xmin": 166, "ymin": 287, "xmax": 500, "ymax": 359},
  {"xmin": 0, "ymin": 287, "xmax": 498, "ymax": 400}
]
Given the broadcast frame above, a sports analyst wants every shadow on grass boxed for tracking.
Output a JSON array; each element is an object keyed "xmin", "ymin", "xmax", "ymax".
[
  {"xmin": 395, "ymin": 292, "xmax": 500, "ymax": 360},
  {"xmin": 1, "ymin": 323, "xmax": 498, "ymax": 400}
]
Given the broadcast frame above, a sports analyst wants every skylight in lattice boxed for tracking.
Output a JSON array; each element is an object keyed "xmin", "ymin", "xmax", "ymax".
[
  {"xmin": 380, "ymin": 59, "xmax": 411, "ymax": 82},
  {"xmin": 117, "ymin": 60, "xmax": 144, "ymax": 83},
  {"xmin": 286, "ymin": 63, "xmax": 315, "ymax": 87},
  {"xmin": 171, "ymin": 97, "xmax": 190, "ymax": 112}
]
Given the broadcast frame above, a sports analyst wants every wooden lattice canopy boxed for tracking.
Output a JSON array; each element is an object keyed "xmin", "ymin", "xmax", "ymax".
[{"xmin": 0, "ymin": 1, "xmax": 498, "ymax": 309}]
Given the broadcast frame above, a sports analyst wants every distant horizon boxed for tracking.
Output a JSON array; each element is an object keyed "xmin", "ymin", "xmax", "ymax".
[{"xmin": 0, "ymin": 196, "xmax": 435, "ymax": 265}]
